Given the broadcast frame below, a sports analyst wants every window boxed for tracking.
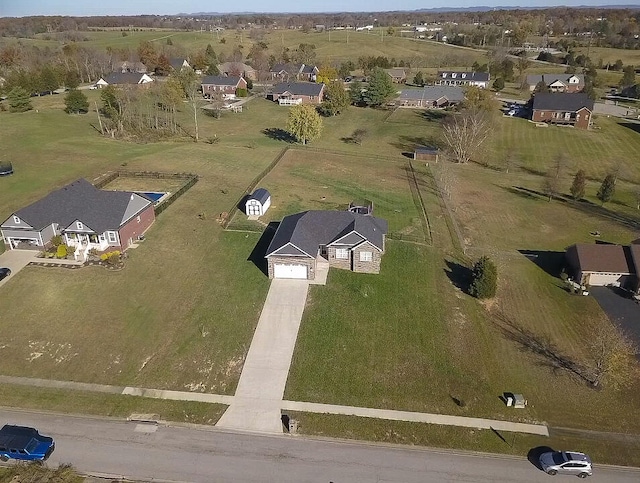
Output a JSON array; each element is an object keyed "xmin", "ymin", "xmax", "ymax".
[
  {"xmin": 335, "ymin": 248, "xmax": 348, "ymax": 259},
  {"xmin": 12, "ymin": 215, "xmax": 20, "ymax": 224},
  {"xmin": 359, "ymin": 251, "xmax": 372, "ymax": 262},
  {"xmin": 76, "ymin": 221, "xmax": 83, "ymax": 230},
  {"xmin": 107, "ymin": 232, "xmax": 118, "ymax": 243}
]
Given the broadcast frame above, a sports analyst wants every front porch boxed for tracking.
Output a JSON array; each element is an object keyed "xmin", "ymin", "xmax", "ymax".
[{"xmin": 65, "ymin": 233, "xmax": 110, "ymax": 261}]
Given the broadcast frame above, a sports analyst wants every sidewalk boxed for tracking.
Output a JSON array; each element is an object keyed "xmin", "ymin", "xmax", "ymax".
[{"xmin": 0, "ymin": 374, "xmax": 549, "ymax": 436}]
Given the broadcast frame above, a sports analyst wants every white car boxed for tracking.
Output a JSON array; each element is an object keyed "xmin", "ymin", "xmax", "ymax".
[{"xmin": 539, "ymin": 451, "xmax": 592, "ymax": 478}]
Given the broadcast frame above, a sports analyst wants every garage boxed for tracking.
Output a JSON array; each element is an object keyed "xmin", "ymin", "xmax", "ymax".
[
  {"xmin": 586, "ymin": 273, "xmax": 630, "ymax": 287},
  {"xmin": 274, "ymin": 264, "xmax": 307, "ymax": 279}
]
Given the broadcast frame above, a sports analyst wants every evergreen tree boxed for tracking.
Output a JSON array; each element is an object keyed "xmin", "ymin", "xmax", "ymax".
[
  {"xmin": 286, "ymin": 104, "xmax": 323, "ymax": 145},
  {"xmin": 570, "ymin": 169, "xmax": 587, "ymax": 200},
  {"xmin": 469, "ymin": 256, "xmax": 498, "ymax": 299},
  {"xmin": 364, "ymin": 67, "xmax": 396, "ymax": 107},
  {"xmin": 620, "ymin": 65, "xmax": 636, "ymax": 87},
  {"xmin": 349, "ymin": 80, "xmax": 364, "ymax": 105},
  {"xmin": 597, "ymin": 174, "xmax": 616, "ymax": 205},
  {"xmin": 413, "ymin": 71, "xmax": 424, "ymax": 86},
  {"xmin": 64, "ymin": 89, "xmax": 89, "ymax": 114},
  {"xmin": 492, "ymin": 78, "xmax": 505, "ymax": 91},
  {"xmin": 7, "ymin": 87, "xmax": 32, "ymax": 112}
]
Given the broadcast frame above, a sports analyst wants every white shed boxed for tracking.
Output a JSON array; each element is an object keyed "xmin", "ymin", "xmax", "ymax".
[{"xmin": 245, "ymin": 188, "xmax": 271, "ymax": 217}]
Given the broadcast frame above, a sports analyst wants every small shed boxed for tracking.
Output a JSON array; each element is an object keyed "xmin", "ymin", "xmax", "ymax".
[
  {"xmin": 245, "ymin": 188, "xmax": 271, "ymax": 217},
  {"xmin": 414, "ymin": 146, "xmax": 439, "ymax": 162}
]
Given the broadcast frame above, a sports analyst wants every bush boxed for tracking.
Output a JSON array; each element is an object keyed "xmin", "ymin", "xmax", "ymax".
[
  {"xmin": 56, "ymin": 244, "xmax": 68, "ymax": 258},
  {"xmin": 100, "ymin": 251, "xmax": 121, "ymax": 265},
  {"xmin": 469, "ymin": 256, "xmax": 498, "ymax": 299},
  {"xmin": 236, "ymin": 87, "xmax": 248, "ymax": 97},
  {"xmin": 51, "ymin": 235, "xmax": 63, "ymax": 247}
]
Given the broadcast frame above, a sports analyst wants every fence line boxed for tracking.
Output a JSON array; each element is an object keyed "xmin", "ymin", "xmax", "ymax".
[
  {"xmin": 428, "ymin": 164, "xmax": 466, "ymax": 254},
  {"xmin": 407, "ymin": 160, "xmax": 434, "ymax": 246}
]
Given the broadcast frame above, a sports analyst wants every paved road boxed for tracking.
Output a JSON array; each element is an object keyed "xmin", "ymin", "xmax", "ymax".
[{"xmin": 1, "ymin": 409, "xmax": 639, "ymax": 482}]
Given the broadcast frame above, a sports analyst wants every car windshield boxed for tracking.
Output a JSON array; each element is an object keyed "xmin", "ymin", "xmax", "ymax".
[
  {"xmin": 25, "ymin": 439, "xmax": 39, "ymax": 454},
  {"xmin": 552, "ymin": 452, "xmax": 567, "ymax": 465}
]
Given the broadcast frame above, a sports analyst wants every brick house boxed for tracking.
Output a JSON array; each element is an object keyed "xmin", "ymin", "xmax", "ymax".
[
  {"xmin": 201, "ymin": 75, "xmax": 248, "ymax": 99},
  {"xmin": 269, "ymin": 82, "xmax": 325, "ymax": 105},
  {"xmin": 269, "ymin": 63, "xmax": 318, "ymax": 82},
  {"xmin": 265, "ymin": 210, "xmax": 387, "ymax": 280},
  {"xmin": 386, "ymin": 68, "xmax": 407, "ymax": 83},
  {"xmin": 525, "ymin": 74, "xmax": 585, "ymax": 93},
  {"xmin": 531, "ymin": 93, "xmax": 594, "ymax": 129},
  {"xmin": 0, "ymin": 179, "xmax": 155, "ymax": 260}
]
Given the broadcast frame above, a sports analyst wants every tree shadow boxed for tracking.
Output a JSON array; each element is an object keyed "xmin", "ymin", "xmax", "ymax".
[
  {"xmin": 419, "ymin": 110, "xmax": 447, "ymax": 122},
  {"xmin": 528, "ymin": 446, "xmax": 555, "ymax": 471},
  {"xmin": 247, "ymin": 221, "xmax": 279, "ymax": 277},
  {"xmin": 390, "ymin": 134, "xmax": 441, "ymax": 154},
  {"xmin": 519, "ymin": 166, "xmax": 547, "ymax": 177},
  {"xmin": 262, "ymin": 127, "xmax": 295, "ymax": 143},
  {"xmin": 444, "ymin": 259, "xmax": 472, "ymax": 294},
  {"xmin": 619, "ymin": 122, "xmax": 640, "ymax": 135},
  {"xmin": 518, "ymin": 250, "xmax": 566, "ymax": 278},
  {"xmin": 502, "ymin": 186, "xmax": 542, "ymax": 201},
  {"xmin": 493, "ymin": 310, "xmax": 593, "ymax": 386}
]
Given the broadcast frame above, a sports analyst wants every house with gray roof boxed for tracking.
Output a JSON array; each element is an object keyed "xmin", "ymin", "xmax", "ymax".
[
  {"xmin": 269, "ymin": 63, "xmax": 318, "ymax": 81},
  {"xmin": 566, "ymin": 242, "xmax": 640, "ymax": 293},
  {"xmin": 169, "ymin": 58, "xmax": 190, "ymax": 71},
  {"xmin": 436, "ymin": 71, "xmax": 490, "ymax": 88},
  {"xmin": 525, "ymin": 73, "xmax": 584, "ymax": 93},
  {"xmin": 201, "ymin": 75, "xmax": 248, "ymax": 99},
  {"xmin": 218, "ymin": 62, "xmax": 256, "ymax": 80},
  {"xmin": 95, "ymin": 72, "xmax": 154, "ymax": 87},
  {"xmin": 265, "ymin": 210, "xmax": 387, "ymax": 279},
  {"xmin": 531, "ymin": 93, "xmax": 594, "ymax": 129},
  {"xmin": 1, "ymin": 179, "xmax": 155, "ymax": 260},
  {"xmin": 269, "ymin": 82, "xmax": 325, "ymax": 105},
  {"xmin": 396, "ymin": 86, "xmax": 464, "ymax": 108}
]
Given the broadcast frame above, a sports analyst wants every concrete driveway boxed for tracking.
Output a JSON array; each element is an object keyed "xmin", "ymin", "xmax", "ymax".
[
  {"xmin": 217, "ymin": 279, "xmax": 310, "ymax": 433},
  {"xmin": 0, "ymin": 249, "xmax": 37, "ymax": 288},
  {"xmin": 590, "ymin": 286, "xmax": 640, "ymax": 347}
]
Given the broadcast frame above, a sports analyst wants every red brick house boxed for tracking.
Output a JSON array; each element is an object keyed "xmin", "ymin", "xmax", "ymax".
[
  {"xmin": 1, "ymin": 179, "xmax": 155, "ymax": 260},
  {"xmin": 531, "ymin": 93, "xmax": 594, "ymax": 129},
  {"xmin": 201, "ymin": 75, "xmax": 248, "ymax": 99},
  {"xmin": 269, "ymin": 82, "xmax": 325, "ymax": 105}
]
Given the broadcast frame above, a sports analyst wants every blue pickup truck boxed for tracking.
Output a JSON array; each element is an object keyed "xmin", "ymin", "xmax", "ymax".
[{"xmin": 0, "ymin": 425, "xmax": 55, "ymax": 461}]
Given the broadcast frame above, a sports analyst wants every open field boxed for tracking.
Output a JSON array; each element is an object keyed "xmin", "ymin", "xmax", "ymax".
[{"xmin": 574, "ymin": 46, "xmax": 640, "ymax": 68}]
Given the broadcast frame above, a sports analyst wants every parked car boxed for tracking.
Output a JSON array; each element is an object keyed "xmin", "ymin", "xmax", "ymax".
[
  {"xmin": 539, "ymin": 451, "xmax": 592, "ymax": 478},
  {"xmin": 0, "ymin": 267, "xmax": 11, "ymax": 281},
  {"xmin": 0, "ymin": 425, "xmax": 55, "ymax": 461},
  {"xmin": 507, "ymin": 109, "xmax": 517, "ymax": 116}
]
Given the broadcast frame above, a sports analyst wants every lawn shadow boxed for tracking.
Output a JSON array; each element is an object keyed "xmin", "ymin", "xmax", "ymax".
[
  {"xmin": 519, "ymin": 166, "xmax": 546, "ymax": 177},
  {"xmin": 502, "ymin": 186, "xmax": 543, "ymax": 201},
  {"xmin": 390, "ymin": 134, "xmax": 440, "ymax": 153},
  {"xmin": 263, "ymin": 127, "xmax": 295, "ymax": 143},
  {"xmin": 444, "ymin": 259, "xmax": 472, "ymax": 294},
  {"xmin": 247, "ymin": 221, "xmax": 279, "ymax": 277},
  {"xmin": 528, "ymin": 446, "xmax": 555, "ymax": 471},
  {"xmin": 518, "ymin": 250, "xmax": 566, "ymax": 278}
]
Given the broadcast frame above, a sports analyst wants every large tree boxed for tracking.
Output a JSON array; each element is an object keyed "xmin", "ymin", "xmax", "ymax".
[
  {"xmin": 587, "ymin": 323, "xmax": 638, "ymax": 390},
  {"xmin": 441, "ymin": 110, "xmax": 490, "ymax": 164},
  {"xmin": 363, "ymin": 67, "xmax": 396, "ymax": 107},
  {"xmin": 286, "ymin": 104, "xmax": 322, "ymax": 145},
  {"xmin": 175, "ymin": 68, "xmax": 201, "ymax": 142},
  {"xmin": 570, "ymin": 169, "xmax": 587, "ymax": 200},
  {"xmin": 597, "ymin": 173, "xmax": 616, "ymax": 205},
  {"xmin": 64, "ymin": 88, "xmax": 89, "ymax": 114},
  {"xmin": 349, "ymin": 80, "xmax": 364, "ymax": 105},
  {"xmin": 319, "ymin": 80, "xmax": 350, "ymax": 116},
  {"xmin": 7, "ymin": 87, "xmax": 32, "ymax": 112},
  {"xmin": 620, "ymin": 64, "xmax": 636, "ymax": 87}
]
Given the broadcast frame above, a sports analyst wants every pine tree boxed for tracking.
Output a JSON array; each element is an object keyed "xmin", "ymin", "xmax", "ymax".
[
  {"xmin": 64, "ymin": 89, "xmax": 89, "ymax": 114},
  {"xmin": 570, "ymin": 169, "xmax": 587, "ymax": 200},
  {"xmin": 469, "ymin": 256, "xmax": 498, "ymax": 299},
  {"xmin": 7, "ymin": 87, "xmax": 32, "ymax": 113},
  {"xmin": 597, "ymin": 174, "xmax": 616, "ymax": 205},
  {"xmin": 364, "ymin": 67, "xmax": 396, "ymax": 107}
]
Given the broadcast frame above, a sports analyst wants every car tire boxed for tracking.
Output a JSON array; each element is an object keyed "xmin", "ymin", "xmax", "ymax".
[
  {"xmin": 0, "ymin": 455, "xmax": 8, "ymax": 462},
  {"xmin": 547, "ymin": 470, "xmax": 557, "ymax": 475},
  {"xmin": 577, "ymin": 473, "xmax": 589, "ymax": 479}
]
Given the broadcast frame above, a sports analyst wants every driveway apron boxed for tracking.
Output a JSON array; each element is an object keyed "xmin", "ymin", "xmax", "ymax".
[
  {"xmin": 216, "ymin": 279, "xmax": 309, "ymax": 433},
  {"xmin": 0, "ymin": 250, "xmax": 38, "ymax": 288}
]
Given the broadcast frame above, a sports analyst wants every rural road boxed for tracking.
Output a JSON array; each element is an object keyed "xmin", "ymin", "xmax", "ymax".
[{"xmin": 2, "ymin": 409, "xmax": 640, "ymax": 482}]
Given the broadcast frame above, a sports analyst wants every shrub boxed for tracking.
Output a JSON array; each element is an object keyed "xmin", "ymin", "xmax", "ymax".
[
  {"xmin": 236, "ymin": 87, "xmax": 248, "ymax": 97},
  {"xmin": 56, "ymin": 244, "xmax": 68, "ymax": 258},
  {"xmin": 469, "ymin": 256, "xmax": 498, "ymax": 299},
  {"xmin": 100, "ymin": 251, "xmax": 122, "ymax": 265},
  {"xmin": 51, "ymin": 235, "xmax": 63, "ymax": 247}
]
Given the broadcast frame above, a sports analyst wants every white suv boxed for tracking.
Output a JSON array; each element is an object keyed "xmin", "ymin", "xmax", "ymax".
[{"xmin": 539, "ymin": 451, "xmax": 592, "ymax": 478}]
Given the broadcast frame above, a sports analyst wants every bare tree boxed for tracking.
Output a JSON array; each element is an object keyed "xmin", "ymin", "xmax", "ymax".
[
  {"xmin": 586, "ymin": 323, "xmax": 638, "ymax": 390},
  {"xmin": 441, "ymin": 110, "xmax": 490, "ymax": 164},
  {"xmin": 542, "ymin": 154, "xmax": 568, "ymax": 201},
  {"xmin": 176, "ymin": 68, "xmax": 201, "ymax": 142}
]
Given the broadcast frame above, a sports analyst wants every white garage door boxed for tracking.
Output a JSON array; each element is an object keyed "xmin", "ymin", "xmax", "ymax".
[
  {"xmin": 587, "ymin": 273, "xmax": 629, "ymax": 286},
  {"xmin": 274, "ymin": 264, "xmax": 307, "ymax": 279}
]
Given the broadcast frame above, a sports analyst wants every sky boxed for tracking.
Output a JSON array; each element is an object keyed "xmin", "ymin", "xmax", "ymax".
[{"xmin": 0, "ymin": 0, "xmax": 634, "ymax": 17}]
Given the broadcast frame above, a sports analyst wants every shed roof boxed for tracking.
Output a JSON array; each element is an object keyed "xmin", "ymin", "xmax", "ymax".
[
  {"xmin": 266, "ymin": 211, "xmax": 387, "ymax": 258},
  {"xmin": 570, "ymin": 243, "xmax": 634, "ymax": 274},
  {"xmin": 532, "ymin": 93, "xmax": 594, "ymax": 112},
  {"xmin": 249, "ymin": 188, "xmax": 270, "ymax": 204},
  {"xmin": 201, "ymin": 75, "xmax": 242, "ymax": 87}
]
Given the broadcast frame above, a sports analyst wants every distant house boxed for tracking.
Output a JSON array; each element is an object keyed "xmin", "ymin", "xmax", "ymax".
[
  {"xmin": 269, "ymin": 82, "xmax": 325, "ymax": 105},
  {"xmin": 436, "ymin": 71, "xmax": 490, "ymax": 88},
  {"xmin": 245, "ymin": 188, "xmax": 271, "ymax": 217},
  {"xmin": 386, "ymin": 68, "xmax": 407, "ymax": 83},
  {"xmin": 0, "ymin": 179, "xmax": 155, "ymax": 258},
  {"xmin": 531, "ymin": 93, "xmax": 594, "ymax": 129},
  {"xmin": 265, "ymin": 210, "xmax": 388, "ymax": 280},
  {"xmin": 525, "ymin": 74, "xmax": 584, "ymax": 93},
  {"xmin": 269, "ymin": 63, "xmax": 318, "ymax": 82},
  {"xmin": 218, "ymin": 62, "xmax": 256, "ymax": 81},
  {"xmin": 169, "ymin": 58, "xmax": 190, "ymax": 71},
  {"xmin": 414, "ymin": 146, "xmax": 440, "ymax": 162},
  {"xmin": 201, "ymin": 75, "xmax": 247, "ymax": 99},
  {"xmin": 114, "ymin": 60, "xmax": 148, "ymax": 74},
  {"xmin": 95, "ymin": 72, "xmax": 154, "ymax": 88},
  {"xmin": 396, "ymin": 86, "xmax": 464, "ymax": 108},
  {"xmin": 565, "ymin": 243, "xmax": 640, "ymax": 293}
]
